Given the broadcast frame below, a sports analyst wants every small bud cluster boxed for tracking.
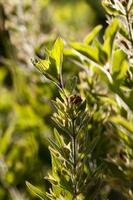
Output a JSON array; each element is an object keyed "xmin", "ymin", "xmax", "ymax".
[{"xmin": 68, "ymin": 94, "xmax": 82, "ymax": 105}]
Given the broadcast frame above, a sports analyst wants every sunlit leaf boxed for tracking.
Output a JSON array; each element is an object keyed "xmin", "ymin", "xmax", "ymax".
[
  {"xmin": 26, "ymin": 181, "xmax": 46, "ymax": 200},
  {"xmin": 103, "ymin": 19, "xmax": 119, "ymax": 59},
  {"xmin": 32, "ymin": 58, "xmax": 59, "ymax": 83},
  {"xmin": 112, "ymin": 49, "xmax": 128, "ymax": 81},
  {"xmin": 84, "ymin": 25, "xmax": 102, "ymax": 45},
  {"xmin": 110, "ymin": 116, "xmax": 133, "ymax": 134},
  {"xmin": 71, "ymin": 42, "xmax": 100, "ymax": 64},
  {"xmin": 64, "ymin": 48, "xmax": 82, "ymax": 62},
  {"xmin": 51, "ymin": 37, "xmax": 64, "ymax": 75},
  {"xmin": 102, "ymin": 1, "xmax": 122, "ymax": 15}
]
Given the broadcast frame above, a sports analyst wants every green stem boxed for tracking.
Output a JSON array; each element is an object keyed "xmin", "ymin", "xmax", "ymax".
[{"xmin": 72, "ymin": 119, "xmax": 77, "ymax": 200}]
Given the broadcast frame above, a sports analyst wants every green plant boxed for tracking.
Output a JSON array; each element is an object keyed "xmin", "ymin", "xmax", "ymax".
[
  {"xmin": 0, "ymin": 1, "xmax": 106, "ymax": 199},
  {"xmin": 26, "ymin": 0, "xmax": 133, "ymax": 199}
]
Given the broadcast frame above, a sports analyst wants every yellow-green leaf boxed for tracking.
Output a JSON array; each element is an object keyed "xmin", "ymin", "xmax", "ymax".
[
  {"xmin": 84, "ymin": 25, "xmax": 102, "ymax": 45},
  {"xmin": 26, "ymin": 181, "xmax": 46, "ymax": 200},
  {"xmin": 110, "ymin": 116, "xmax": 133, "ymax": 133},
  {"xmin": 32, "ymin": 58, "xmax": 49, "ymax": 74},
  {"xmin": 112, "ymin": 49, "xmax": 128, "ymax": 81},
  {"xmin": 71, "ymin": 42, "xmax": 100, "ymax": 64},
  {"xmin": 103, "ymin": 19, "xmax": 119, "ymax": 59},
  {"xmin": 51, "ymin": 37, "xmax": 64, "ymax": 75}
]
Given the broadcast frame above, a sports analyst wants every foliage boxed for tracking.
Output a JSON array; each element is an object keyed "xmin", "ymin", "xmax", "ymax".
[
  {"xmin": 0, "ymin": 1, "xmax": 106, "ymax": 199},
  {"xmin": 27, "ymin": 0, "xmax": 133, "ymax": 199},
  {"xmin": 0, "ymin": 0, "xmax": 133, "ymax": 199}
]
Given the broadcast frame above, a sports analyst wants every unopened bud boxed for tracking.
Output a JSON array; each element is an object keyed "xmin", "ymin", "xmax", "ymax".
[{"xmin": 69, "ymin": 94, "xmax": 82, "ymax": 105}]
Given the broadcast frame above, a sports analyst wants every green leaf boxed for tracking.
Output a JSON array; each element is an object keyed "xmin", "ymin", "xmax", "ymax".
[
  {"xmin": 110, "ymin": 116, "xmax": 133, "ymax": 134},
  {"xmin": 51, "ymin": 37, "xmax": 64, "ymax": 75},
  {"xmin": 32, "ymin": 58, "xmax": 49, "ymax": 73},
  {"xmin": 102, "ymin": 1, "xmax": 122, "ymax": 15},
  {"xmin": 84, "ymin": 25, "xmax": 102, "ymax": 45},
  {"xmin": 53, "ymin": 129, "xmax": 64, "ymax": 148},
  {"xmin": 26, "ymin": 181, "xmax": 46, "ymax": 200},
  {"xmin": 49, "ymin": 131, "xmax": 71, "ymax": 165},
  {"xmin": 119, "ymin": 26, "xmax": 129, "ymax": 41},
  {"xmin": 32, "ymin": 58, "xmax": 59, "ymax": 84},
  {"xmin": 93, "ymin": 40, "xmax": 108, "ymax": 65},
  {"xmin": 48, "ymin": 139, "xmax": 61, "ymax": 157},
  {"xmin": 71, "ymin": 42, "xmax": 100, "ymax": 64},
  {"xmin": 59, "ymin": 173, "xmax": 73, "ymax": 193},
  {"xmin": 50, "ymin": 149, "xmax": 62, "ymax": 177},
  {"xmin": 52, "ymin": 116, "xmax": 70, "ymax": 135},
  {"xmin": 112, "ymin": 49, "xmax": 128, "ymax": 81},
  {"xmin": 92, "ymin": 64, "xmax": 113, "ymax": 84},
  {"xmin": 65, "ymin": 76, "xmax": 77, "ymax": 94},
  {"xmin": 64, "ymin": 48, "xmax": 82, "ymax": 62},
  {"xmin": 110, "ymin": 84, "xmax": 133, "ymax": 111},
  {"xmin": 103, "ymin": 19, "xmax": 119, "ymax": 59},
  {"xmin": 45, "ymin": 174, "xmax": 59, "ymax": 186},
  {"xmin": 0, "ymin": 122, "xmax": 15, "ymax": 156},
  {"xmin": 32, "ymin": 37, "xmax": 64, "ymax": 84}
]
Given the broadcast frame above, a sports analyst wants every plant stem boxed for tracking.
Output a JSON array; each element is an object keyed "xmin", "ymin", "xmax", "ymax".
[
  {"xmin": 59, "ymin": 73, "xmax": 64, "ymax": 89},
  {"xmin": 72, "ymin": 119, "xmax": 77, "ymax": 200}
]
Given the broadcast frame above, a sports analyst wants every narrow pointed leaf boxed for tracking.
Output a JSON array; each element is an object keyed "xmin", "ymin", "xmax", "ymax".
[
  {"xmin": 110, "ymin": 116, "xmax": 133, "ymax": 133},
  {"xmin": 102, "ymin": 1, "xmax": 122, "ymax": 15},
  {"xmin": 26, "ymin": 181, "xmax": 46, "ymax": 200},
  {"xmin": 103, "ymin": 19, "xmax": 119, "ymax": 59},
  {"xmin": 84, "ymin": 25, "xmax": 102, "ymax": 45}
]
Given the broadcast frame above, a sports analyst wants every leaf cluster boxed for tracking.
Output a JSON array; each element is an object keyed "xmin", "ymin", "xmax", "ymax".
[{"xmin": 27, "ymin": 1, "xmax": 133, "ymax": 200}]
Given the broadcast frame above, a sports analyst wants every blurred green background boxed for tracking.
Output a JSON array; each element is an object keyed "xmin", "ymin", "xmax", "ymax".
[{"xmin": 0, "ymin": 0, "xmax": 105, "ymax": 199}]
